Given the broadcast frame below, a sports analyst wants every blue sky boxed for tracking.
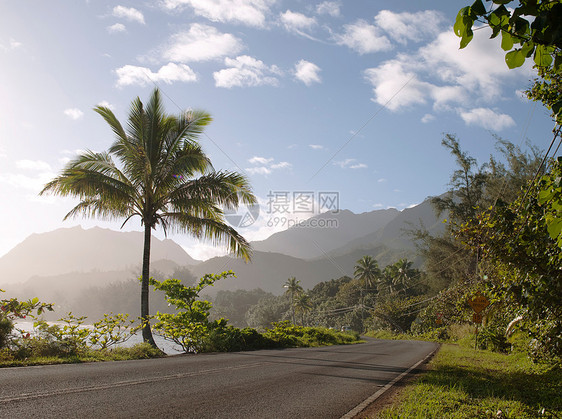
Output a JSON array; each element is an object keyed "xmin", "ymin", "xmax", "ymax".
[{"xmin": 0, "ymin": 1, "xmax": 555, "ymax": 259}]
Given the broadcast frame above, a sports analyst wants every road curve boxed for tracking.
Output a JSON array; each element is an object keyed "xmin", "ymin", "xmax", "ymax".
[{"xmin": 0, "ymin": 338, "xmax": 438, "ymax": 418}]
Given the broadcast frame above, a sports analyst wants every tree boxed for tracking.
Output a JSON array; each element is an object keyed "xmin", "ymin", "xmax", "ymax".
[
  {"xmin": 455, "ymin": 1, "xmax": 562, "ymax": 72},
  {"xmin": 294, "ymin": 294, "xmax": 313, "ymax": 326},
  {"xmin": 458, "ymin": 172, "xmax": 562, "ymax": 361},
  {"xmin": 283, "ymin": 277, "xmax": 303, "ymax": 324},
  {"xmin": 353, "ymin": 256, "xmax": 380, "ymax": 290},
  {"xmin": 41, "ymin": 89, "xmax": 256, "ymax": 348},
  {"xmin": 149, "ymin": 271, "xmax": 235, "ymax": 353},
  {"xmin": 391, "ymin": 259, "xmax": 417, "ymax": 295},
  {"xmin": 431, "ymin": 134, "xmax": 489, "ymax": 224}
]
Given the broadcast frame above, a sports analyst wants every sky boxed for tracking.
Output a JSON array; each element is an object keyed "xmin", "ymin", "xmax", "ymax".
[{"xmin": 0, "ymin": 0, "xmax": 556, "ymax": 260}]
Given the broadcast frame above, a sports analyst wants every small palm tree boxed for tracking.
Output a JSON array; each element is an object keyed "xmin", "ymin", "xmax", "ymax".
[
  {"xmin": 353, "ymin": 256, "xmax": 380, "ymax": 290},
  {"xmin": 294, "ymin": 293, "xmax": 313, "ymax": 326},
  {"xmin": 381, "ymin": 264, "xmax": 398, "ymax": 294},
  {"xmin": 391, "ymin": 259, "xmax": 416, "ymax": 294},
  {"xmin": 284, "ymin": 277, "xmax": 303, "ymax": 324},
  {"xmin": 41, "ymin": 89, "xmax": 256, "ymax": 348}
]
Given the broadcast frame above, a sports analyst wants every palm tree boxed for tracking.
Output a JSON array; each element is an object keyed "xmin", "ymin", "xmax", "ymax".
[
  {"xmin": 294, "ymin": 293, "xmax": 313, "ymax": 326},
  {"xmin": 381, "ymin": 264, "xmax": 398, "ymax": 294},
  {"xmin": 353, "ymin": 256, "xmax": 380, "ymax": 290},
  {"xmin": 391, "ymin": 259, "xmax": 416, "ymax": 295},
  {"xmin": 41, "ymin": 89, "xmax": 256, "ymax": 348},
  {"xmin": 284, "ymin": 277, "xmax": 303, "ymax": 324}
]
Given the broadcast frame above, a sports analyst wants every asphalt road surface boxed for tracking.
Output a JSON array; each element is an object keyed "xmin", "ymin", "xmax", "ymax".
[{"xmin": 0, "ymin": 338, "xmax": 438, "ymax": 418}]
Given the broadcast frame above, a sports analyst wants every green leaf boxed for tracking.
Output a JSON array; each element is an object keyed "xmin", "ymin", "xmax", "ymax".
[
  {"xmin": 471, "ymin": 0, "xmax": 486, "ymax": 15},
  {"xmin": 492, "ymin": 0, "xmax": 513, "ymax": 4},
  {"xmin": 489, "ymin": 11, "xmax": 501, "ymax": 27},
  {"xmin": 539, "ymin": 189, "xmax": 554, "ymax": 204},
  {"xmin": 454, "ymin": 8, "xmax": 469, "ymax": 37},
  {"xmin": 505, "ymin": 49, "xmax": 525, "ymax": 68},
  {"xmin": 513, "ymin": 16, "xmax": 530, "ymax": 36},
  {"xmin": 552, "ymin": 99, "xmax": 562, "ymax": 116},
  {"xmin": 460, "ymin": 31, "xmax": 474, "ymax": 49},
  {"xmin": 546, "ymin": 217, "xmax": 562, "ymax": 240},
  {"xmin": 501, "ymin": 31, "xmax": 513, "ymax": 51},
  {"xmin": 533, "ymin": 44, "xmax": 553, "ymax": 67},
  {"xmin": 521, "ymin": 41, "xmax": 535, "ymax": 57}
]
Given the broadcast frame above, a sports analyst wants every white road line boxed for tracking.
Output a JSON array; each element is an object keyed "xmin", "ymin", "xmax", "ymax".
[
  {"xmin": 0, "ymin": 362, "xmax": 267, "ymax": 404},
  {"xmin": 340, "ymin": 346, "xmax": 439, "ymax": 419}
]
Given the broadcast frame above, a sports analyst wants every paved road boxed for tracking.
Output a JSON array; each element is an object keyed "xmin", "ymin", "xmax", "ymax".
[{"xmin": 0, "ymin": 338, "xmax": 438, "ymax": 418}]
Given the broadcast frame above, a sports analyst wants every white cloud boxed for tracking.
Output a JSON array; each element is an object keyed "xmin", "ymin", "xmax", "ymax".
[
  {"xmin": 309, "ymin": 144, "xmax": 324, "ymax": 150},
  {"xmin": 418, "ymin": 28, "xmax": 523, "ymax": 101},
  {"xmin": 249, "ymin": 156, "xmax": 273, "ymax": 165},
  {"xmin": 421, "ymin": 113, "xmax": 435, "ymax": 123},
  {"xmin": 364, "ymin": 61, "xmax": 430, "ymax": 111},
  {"xmin": 214, "ymin": 55, "xmax": 281, "ymax": 88},
  {"xmin": 112, "ymin": 6, "xmax": 145, "ymax": 24},
  {"xmin": 316, "ymin": 1, "xmax": 340, "ymax": 17},
  {"xmin": 16, "ymin": 160, "xmax": 52, "ymax": 171},
  {"xmin": 0, "ymin": 38, "xmax": 22, "ymax": 52},
  {"xmin": 374, "ymin": 10, "xmax": 444, "ymax": 44},
  {"xmin": 246, "ymin": 166, "xmax": 271, "ymax": 175},
  {"xmin": 271, "ymin": 161, "xmax": 291, "ymax": 169},
  {"xmin": 334, "ymin": 20, "xmax": 392, "ymax": 54},
  {"xmin": 459, "ymin": 107, "xmax": 516, "ymax": 130},
  {"xmin": 363, "ymin": 26, "xmax": 529, "ymax": 114},
  {"xmin": 246, "ymin": 156, "xmax": 291, "ymax": 175},
  {"xmin": 107, "ymin": 23, "xmax": 126, "ymax": 33},
  {"xmin": 294, "ymin": 60, "xmax": 321, "ymax": 86},
  {"xmin": 0, "ymin": 161, "xmax": 55, "ymax": 192},
  {"xmin": 377, "ymin": 178, "xmax": 387, "ymax": 183},
  {"xmin": 115, "ymin": 63, "xmax": 197, "ymax": 87},
  {"xmin": 63, "ymin": 108, "xmax": 84, "ymax": 120},
  {"xmin": 280, "ymin": 10, "xmax": 317, "ymax": 36},
  {"xmin": 161, "ymin": 0, "xmax": 272, "ymax": 28},
  {"xmin": 97, "ymin": 100, "xmax": 115, "ymax": 111},
  {"xmin": 334, "ymin": 158, "xmax": 367, "ymax": 169},
  {"xmin": 350, "ymin": 163, "xmax": 368, "ymax": 169},
  {"xmin": 163, "ymin": 24, "xmax": 243, "ymax": 63}
]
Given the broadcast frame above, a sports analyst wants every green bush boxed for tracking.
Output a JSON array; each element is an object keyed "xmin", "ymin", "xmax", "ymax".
[
  {"xmin": 201, "ymin": 320, "xmax": 275, "ymax": 352},
  {"xmin": 0, "ymin": 317, "xmax": 12, "ymax": 349},
  {"xmin": 108, "ymin": 343, "xmax": 165, "ymax": 359}
]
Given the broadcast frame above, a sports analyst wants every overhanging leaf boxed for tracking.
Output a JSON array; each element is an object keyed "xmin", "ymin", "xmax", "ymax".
[
  {"xmin": 501, "ymin": 31, "xmax": 514, "ymax": 51},
  {"xmin": 546, "ymin": 217, "xmax": 562, "ymax": 240},
  {"xmin": 505, "ymin": 49, "xmax": 525, "ymax": 68}
]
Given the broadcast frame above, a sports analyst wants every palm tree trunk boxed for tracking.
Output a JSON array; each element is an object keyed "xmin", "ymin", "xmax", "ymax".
[
  {"xmin": 141, "ymin": 223, "xmax": 158, "ymax": 349},
  {"xmin": 290, "ymin": 291, "xmax": 295, "ymax": 324}
]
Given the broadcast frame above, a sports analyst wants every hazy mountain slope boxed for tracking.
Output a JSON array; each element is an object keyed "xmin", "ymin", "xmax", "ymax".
[
  {"xmin": 326, "ymin": 198, "xmax": 445, "ymax": 257},
  {"xmin": 190, "ymin": 244, "xmax": 409, "ymax": 296},
  {"xmin": 251, "ymin": 208, "xmax": 399, "ymax": 259},
  {"xmin": 0, "ymin": 226, "xmax": 198, "ymax": 284}
]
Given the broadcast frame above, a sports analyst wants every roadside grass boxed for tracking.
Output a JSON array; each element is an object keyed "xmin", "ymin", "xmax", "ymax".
[
  {"xmin": 0, "ymin": 343, "xmax": 165, "ymax": 367},
  {"xmin": 376, "ymin": 343, "xmax": 562, "ymax": 418}
]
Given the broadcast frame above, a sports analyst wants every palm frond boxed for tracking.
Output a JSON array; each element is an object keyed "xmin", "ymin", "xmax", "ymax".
[{"xmin": 163, "ymin": 212, "xmax": 252, "ymax": 261}]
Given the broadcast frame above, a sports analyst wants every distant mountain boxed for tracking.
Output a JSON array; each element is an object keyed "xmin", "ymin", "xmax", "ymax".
[
  {"xmin": 190, "ymin": 242, "xmax": 415, "ymax": 297},
  {"xmin": 251, "ymin": 208, "xmax": 399, "ymax": 259},
  {"xmin": 1, "ymin": 198, "xmax": 444, "ymax": 309},
  {"xmin": 0, "ymin": 226, "xmax": 199, "ymax": 285},
  {"xmin": 190, "ymin": 197, "xmax": 442, "ymax": 296},
  {"xmin": 326, "ymin": 198, "xmax": 446, "ymax": 257}
]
